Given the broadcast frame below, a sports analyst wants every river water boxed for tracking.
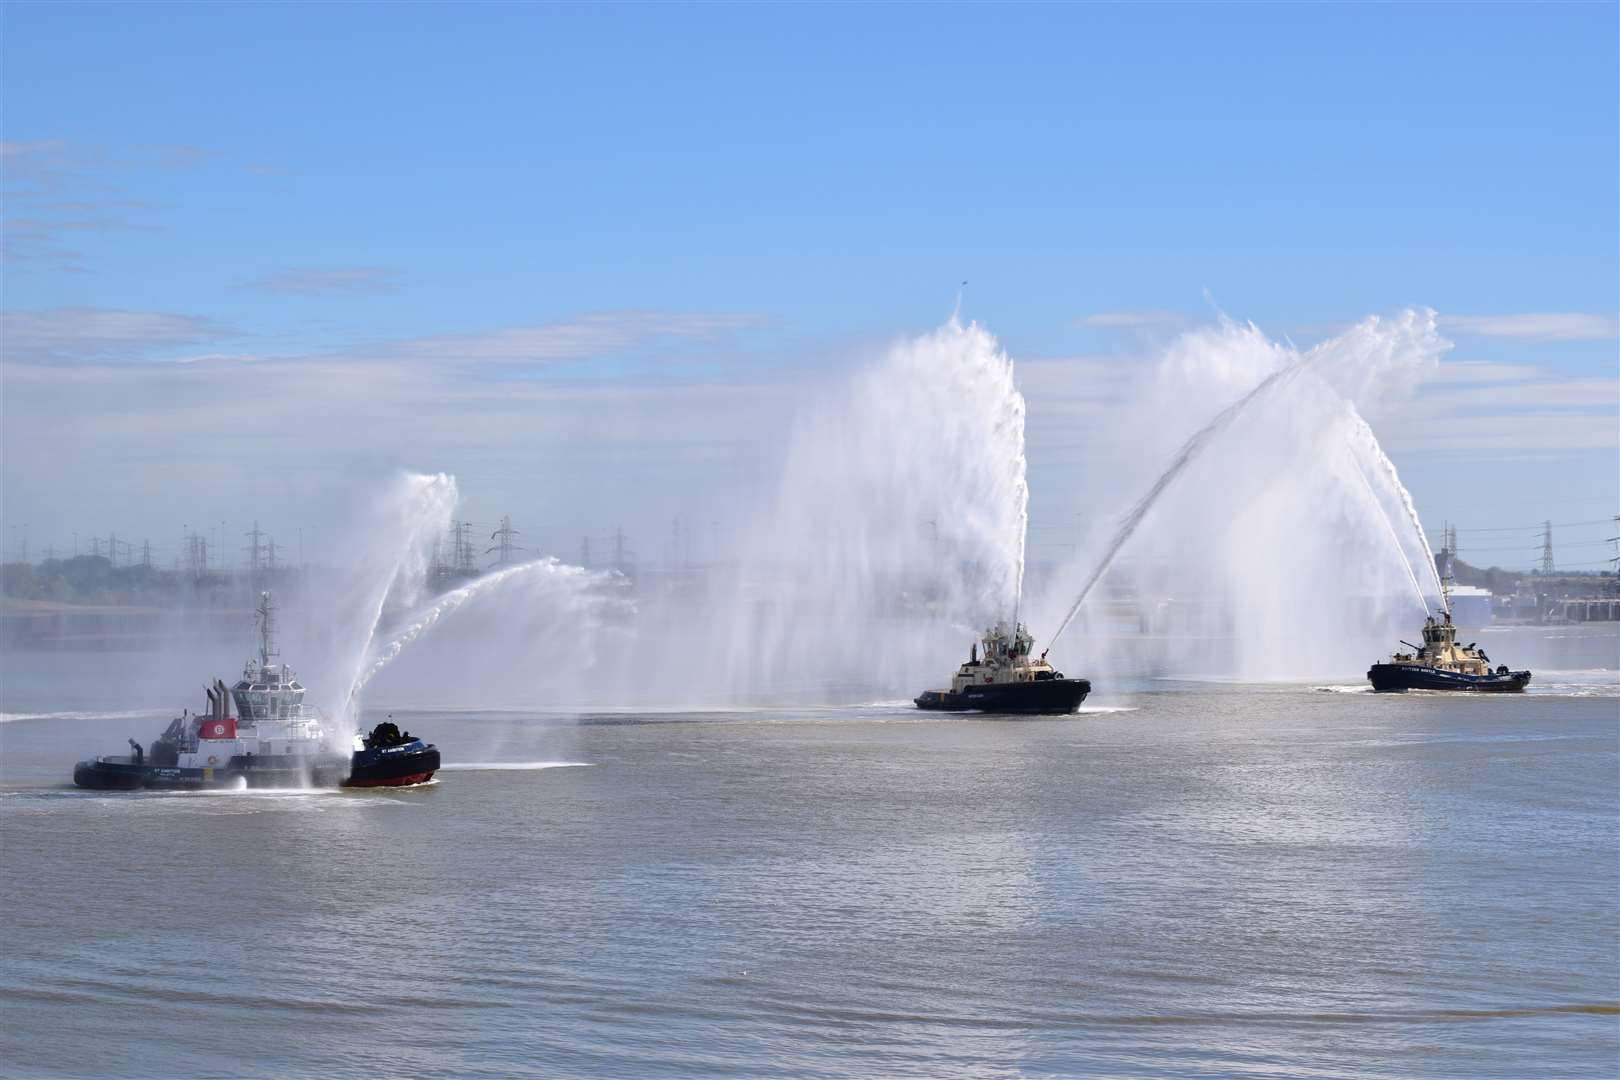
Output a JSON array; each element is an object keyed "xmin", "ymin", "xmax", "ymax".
[{"xmin": 2, "ymin": 668, "xmax": 1617, "ymax": 1077}]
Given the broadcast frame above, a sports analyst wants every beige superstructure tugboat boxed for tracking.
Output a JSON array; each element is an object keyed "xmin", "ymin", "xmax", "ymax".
[
  {"xmin": 1367, "ymin": 584, "xmax": 1531, "ymax": 692},
  {"xmin": 915, "ymin": 621, "xmax": 1090, "ymax": 714}
]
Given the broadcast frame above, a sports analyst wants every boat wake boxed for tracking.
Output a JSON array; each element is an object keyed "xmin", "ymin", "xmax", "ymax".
[
  {"xmin": 1531, "ymin": 680, "xmax": 1620, "ymax": 698},
  {"xmin": 438, "ymin": 761, "xmax": 593, "ymax": 771},
  {"xmin": 0, "ymin": 709, "xmax": 169, "ymax": 725}
]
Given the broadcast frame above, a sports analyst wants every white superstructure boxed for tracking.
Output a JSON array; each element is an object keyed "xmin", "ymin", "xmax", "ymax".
[{"xmin": 159, "ymin": 592, "xmax": 337, "ymax": 771}]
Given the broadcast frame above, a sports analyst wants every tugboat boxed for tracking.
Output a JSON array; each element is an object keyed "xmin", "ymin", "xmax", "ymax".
[
  {"xmin": 915, "ymin": 621, "xmax": 1091, "ymax": 714},
  {"xmin": 73, "ymin": 593, "xmax": 441, "ymax": 790},
  {"xmin": 346, "ymin": 718, "xmax": 441, "ymax": 788},
  {"xmin": 1367, "ymin": 585, "xmax": 1531, "ymax": 692}
]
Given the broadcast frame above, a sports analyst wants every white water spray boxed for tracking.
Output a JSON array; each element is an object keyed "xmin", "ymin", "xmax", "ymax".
[
  {"xmin": 348, "ymin": 557, "xmax": 615, "ymax": 697},
  {"xmin": 330, "ymin": 472, "xmax": 457, "ymax": 724},
  {"xmin": 1342, "ymin": 435, "xmax": 1430, "ymax": 614},
  {"xmin": 1039, "ymin": 310, "xmax": 1448, "ymax": 677},
  {"xmin": 1344, "ymin": 408, "xmax": 1445, "ymax": 603},
  {"xmin": 676, "ymin": 316, "xmax": 1030, "ymax": 702},
  {"xmin": 1045, "ymin": 351, "xmax": 1305, "ymax": 647},
  {"xmin": 301, "ymin": 309, "xmax": 1448, "ymax": 704}
]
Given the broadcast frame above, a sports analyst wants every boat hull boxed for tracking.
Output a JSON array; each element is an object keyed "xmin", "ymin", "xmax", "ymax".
[
  {"xmin": 1367, "ymin": 664, "xmax": 1532, "ymax": 692},
  {"xmin": 915, "ymin": 678, "xmax": 1091, "ymax": 715},
  {"xmin": 73, "ymin": 742, "xmax": 441, "ymax": 791},
  {"xmin": 343, "ymin": 742, "xmax": 441, "ymax": 787},
  {"xmin": 72, "ymin": 755, "xmax": 350, "ymax": 791}
]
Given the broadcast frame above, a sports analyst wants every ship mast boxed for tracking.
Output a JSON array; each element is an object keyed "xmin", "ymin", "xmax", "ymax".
[
  {"xmin": 256, "ymin": 591, "xmax": 279, "ymax": 667},
  {"xmin": 1438, "ymin": 535, "xmax": 1454, "ymax": 621}
]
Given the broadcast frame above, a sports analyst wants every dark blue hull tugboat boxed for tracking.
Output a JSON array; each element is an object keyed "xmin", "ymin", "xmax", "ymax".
[
  {"xmin": 1366, "ymin": 662, "xmax": 1531, "ymax": 693},
  {"xmin": 73, "ymin": 593, "xmax": 440, "ymax": 791},
  {"xmin": 1367, "ymin": 601, "xmax": 1530, "ymax": 693},
  {"xmin": 347, "ymin": 720, "xmax": 441, "ymax": 788},
  {"xmin": 915, "ymin": 621, "xmax": 1091, "ymax": 715}
]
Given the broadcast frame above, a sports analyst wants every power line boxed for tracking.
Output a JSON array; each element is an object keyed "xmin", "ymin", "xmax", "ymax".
[
  {"xmin": 245, "ymin": 521, "xmax": 267, "ymax": 574},
  {"xmin": 1455, "ymin": 518, "xmax": 1612, "ymax": 533},
  {"xmin": 486, "ymin": 516, "xmax": 523, "ymax": 568},
  {"xmin": 453, "ymin": 521, "xmax": 478, "ymax": 574},
  {"xmin": 1459, "ymin": 540, "xmax": 1614, "ymax": 553}
]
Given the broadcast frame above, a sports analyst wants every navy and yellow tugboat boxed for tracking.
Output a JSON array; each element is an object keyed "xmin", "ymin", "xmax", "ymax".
[
  {"xmin": 73, "ymin": 593, "xmax": 441, "ymax": 790},
  {"xmin": 1367, "ymin": 594, "xmax": 1531, "ymax": 693},
  {"xmin": 915, "ymin": 621, "xmax": 1091, "ymax": 714}
]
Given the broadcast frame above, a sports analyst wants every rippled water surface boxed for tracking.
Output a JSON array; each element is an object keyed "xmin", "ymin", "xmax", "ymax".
[{"xmin": 2, "ymin": 678, "xmax": 1617, "ymax": 1077}]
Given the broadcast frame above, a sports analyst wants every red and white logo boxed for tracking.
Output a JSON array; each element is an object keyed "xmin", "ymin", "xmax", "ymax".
[{"xmin": 202, "ymin": 719, "xmax": 237, "ymax": 739}]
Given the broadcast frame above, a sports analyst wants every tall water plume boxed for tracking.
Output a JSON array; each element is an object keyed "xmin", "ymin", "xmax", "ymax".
[
  {"xmin": 327, "ymin": 471, "xmax": 458, "ymax": 723},
  {"xmin": 1032, "ymin": 310, "xmax": 1448, "ymax": 680},
  {"xmin": 654, "ymin": 316, "xmax": 1030, "ymax": 702}
]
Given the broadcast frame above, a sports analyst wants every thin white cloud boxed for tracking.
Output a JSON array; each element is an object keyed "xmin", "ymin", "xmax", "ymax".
[
  {"xmin": 0, "ymin": 140, "xmax": 77, "ymax": 195},
  {"xmin": 2, "ymin": 139, "xmax": 218, "ymax": 271},
  {"xmin": 153, "ymin": 352, "xmax": 264, "ymax": 366},
  {"xmin": 0, "ymin": 305, "xmax": 768, "ymax": 369},
  {"xmin": 1016, "ymin": 354, "xmax": 1136, "ymax": 418},
  {"xmin": 1383, "ymin": 411, "xmax": 1617, "ymax": 454},
  {"xmin": 1440, "ymin": 313, "xmax": 1618, "ymax": 342},
  {"xmin": 1382, "ymin": 356, "xmax": 1617, "ymax": 454},
  {"xmin": 1421, "ymin": 360, "xmax": 1547, "ymax": 385},
  {"xmin": 1075, "ymin": 310, "xmax": 1188, "ymax": 329},
  {"xmin": 0, "ymin": 348, "xmax": 798, "ymax": 552},
  {"xmin": 392, "ymin": 310, "xmax": 766, "ymax": 364},
  {"xmin": 248, "ymin": 267, "xmax": 401, "ymax": 296},
  {"xmin": 1016, "ymin": 354, "xmax": 1123, "ymax": 374},
  {"xmin": 1, "ymin": 307, "xmax": 226, "ymax": 363},
  {"xmin": 1440, "ymin": 377, "xmax": 1618, "ymax": 409},
  {"xmin": 3, "ymin": 317, "xmax": 1611, "ymax": 559}
]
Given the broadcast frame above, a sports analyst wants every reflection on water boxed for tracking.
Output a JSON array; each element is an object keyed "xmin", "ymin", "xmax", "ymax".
[{"xmin": 1, "ymin": 683, "xmax": 1615, "ymax": 1078}]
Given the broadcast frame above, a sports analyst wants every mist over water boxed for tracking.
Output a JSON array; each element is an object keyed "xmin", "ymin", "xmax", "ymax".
[
  {"xmin": 5, "ymin": 311, "xmax": 1462, "ymax": 715},
  {"xmin": 277, "ymin": 311, "xmax": 1449, "ymax": 708}
]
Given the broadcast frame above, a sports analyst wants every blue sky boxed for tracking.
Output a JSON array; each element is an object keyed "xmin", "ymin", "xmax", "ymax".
[{"xmin": 2, "ymin": 2, "xmax": 1616, "ymax": 570}]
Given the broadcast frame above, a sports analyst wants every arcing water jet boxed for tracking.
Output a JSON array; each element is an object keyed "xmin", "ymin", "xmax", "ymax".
[
  {"xmin": 333, "ymin": 472, "xmax": 458, "ymax": 723},
  {"xmin": 1042, "ymin": 310, "xmax": 1448, "ymax": 674},
  {"xmin": 1341, "ymin": 433, "xmax": 1430, "ymax": 615},
  {"xmin": 1045, "ymin": 351, "xmax": 1306, "ymax": 648},
  {"xmin": 348, "ymin": 557, "xmax": 618, "ymax": 699},
  {"xmin": 1343, "ymin": 407, "xmax": 1446, "ymax": 603}
]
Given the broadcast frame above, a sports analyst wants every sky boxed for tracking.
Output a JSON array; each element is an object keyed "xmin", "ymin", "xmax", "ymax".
[{"xmin": 2, "ymin": 2, "xmax": 1616, "ymax": 572}]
